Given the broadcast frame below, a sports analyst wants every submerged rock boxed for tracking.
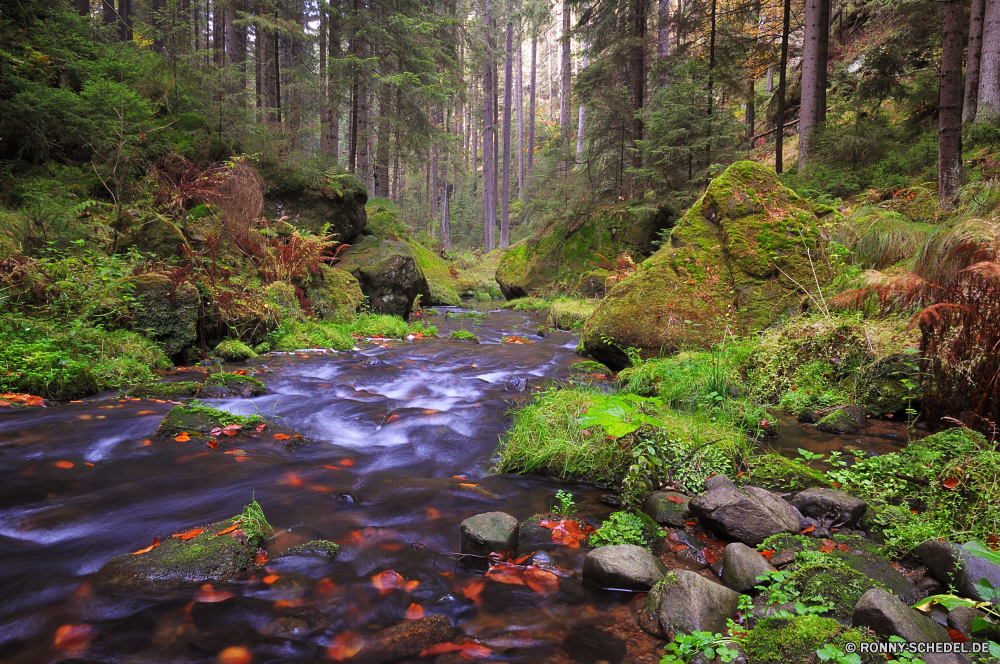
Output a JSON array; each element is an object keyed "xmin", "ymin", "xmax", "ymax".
[
  {"xmin": 153, "ymin": 400, "xmax": 309, "ymax": 449},
  {"xmin": 273, "ymin": 540, "xmax": 341, "ymax": 559},
  {"xmin": 815, "ymin": 406, "xmax": 866, "ymax": 434},
  {"xmin": 199, "ymin": 372, "xmax": 267, "ymax": 399},
  {"xmin": 689, "ymin": 484, "xmax": 801, "ymax": 546},
  {"xmin": 355, "ymin": 615, "xmax": 454, "ymax": 663},
  {"xmin": 639, "ymin": 569, "xmax": 741, "ymax": 637},
  {"xmin": 94, "ymin": 515, "xmax": 265, "ymax": 591},
  {"xmin": 581, "ymin": 161, "xmax": 832, "ymax": 370},
  {"xmin": 460, "ymin": 512, "xmax": 519, "ymax": 561},
  {"xmin": 561, "ymin": 628, "xmax": 627, "ymax": 664},
  {"xmin": 582, "ymin": 544, "xmax": 666, "ymax": 591},
  {"xmin": 122, "ymin": 381, "xmax": 201, "ymax": 400}
]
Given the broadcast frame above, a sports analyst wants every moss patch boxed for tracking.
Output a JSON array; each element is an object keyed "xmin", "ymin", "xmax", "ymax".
[
  {"xmin": 276, "ymin": 540, "xmax": 341, "ymax": 559},
  {"xmin": 741, "ymin": 454, "xmax": 828, "ymax": 493},
  {"xmin": 744, "ymin": 615, "xmax": 876, "ymax": 664},
  {"xmin": 548, "ymin": 298, "xmax": 597, "ymax": 330},
  {"xmin": 449, "ymin": 330, "xmax": 479, "ymax": 342},
  {"xmin": 122, "ymin": 381, "xmax": 201, "ymax": 399},
  {"xmin": 214, "ymin": 339, "xmax": 258, "ymax": 361},
  {"xmin": 200, "ymin": 372, "xmax": 266, "ymax": 398},
  {"xmin": 502, "ymin": 297, "xmax": 550, "ymax": 311},
  {"xmin": 406, "ymin": 240, "xmax": 461, "ymax": 306},
  {"xmin": 129, "ymin": 274, "xmax": 200, "ymax": 358},
  {"xmin": 155, "ymin": 400, "xmax": 265, "ymax": 436}
]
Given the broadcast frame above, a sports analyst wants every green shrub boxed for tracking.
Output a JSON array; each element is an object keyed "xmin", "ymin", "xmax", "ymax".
[
  {"xmin": 214, "ymin": 339, "xmax": 258, "ymax": 361},
  {"xmin": 589, "ymin": 511, "xmax": 664, "ymax": 548}
]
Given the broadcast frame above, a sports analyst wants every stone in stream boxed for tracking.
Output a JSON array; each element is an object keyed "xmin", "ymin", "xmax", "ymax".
[
  {"xmin": 153, "ymin": 400, "xmax": 310, "ymax": 450},
  {"xmin": 335, "ymin": 236, "xmax": 432, "ymax": 319},
  {"xmin": 561, "ymin": 628, "xmax": 627, "ymax": 664},
  {"xmin": 853, "ymin": 589, "xmax": 971, "ymax": 664},
  {"xmin": 273, "ymin": 540, "xmax": 341, "ymax": 559},
  {"xmin": 721, "ymin": 543, "xmax": 775, "ymax": 593},
  {"xmin": 688, "ymin": 484, "xmax": 801, "ymax": 546},
  {"xmin": 641, "ymin": 491, "xmax": 691, "ymax": 527},
  {"xmin": 354, "ymin": 615, "xmax": 455, "ymax": 663},
  {"xmin": 582, "ymin": 544, "xmax": 666, "ymax": 591},
  {"xmin": 460, "ymin": 512, "xmax": 519, "ymax": 561},
  {"xmin": 815, "ymin": 406, "xmax": 866, "ymax": 434},
  {"xmin": 639, "ymin": 569, "xmax": 742, "ymax": 638},
  {"xmin": 198, "ymin": 372, "xmax": 267, "ymax": 399},
  {"xmin": 791, "ymin": 487, "xmax": 868, "ymax": 528},
  {"xmin": 917, "ymin": 539, "xmax": 1000, "ymax": 605},
  {"xmin": 93, "ymin": 515, "xmax": 265, "ymax": 592}
]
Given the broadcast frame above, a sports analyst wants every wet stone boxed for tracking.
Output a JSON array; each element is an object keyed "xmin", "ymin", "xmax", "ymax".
[
  {"xmin": 721, "ymin": 543, "xmax": 775, "ymax": 594},
  {"xmin": 355, "ymin": 615, "xmax": 455, "ymax": 663},
  {"xmin": 582, "ymin": 544, "xmax": 666, "ymax": 591},
  {"xmin": 853, "ymin": 589, "xmax": 969, "ymax": 664},
  {"xmin": 791, "ymin": 488, "xmax": 867, "ymax": 528},
  {"xmin": 642, "ymin": 491, "xmax": 692, "ymax": 527},
  {"xmin": 561, "ymin": 628, "xmax": 627, "ymax": 664},
  {"xmin": 689, "ymin": 485, "xmax": 801, "ymax": 546},
  {"xmin": 640, "ymin": 569, "xmax": 742, "ymax": 638},
  {"xmin": 460, "ymin": 512, "xmax": 519, "ymax": 561}
]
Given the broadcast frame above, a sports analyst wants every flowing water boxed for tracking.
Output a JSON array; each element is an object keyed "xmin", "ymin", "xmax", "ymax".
[{"xmin": 0, "ymin": 306, "xmax": 913, "ymax": 664}]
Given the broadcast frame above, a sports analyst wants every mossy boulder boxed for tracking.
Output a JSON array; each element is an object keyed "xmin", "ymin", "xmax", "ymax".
[
  {"xmin": 200, "ymin": 372, "xmax": 266, "ymax": 398},
  {"xmin": 128, "ymin": 274, "xmax": 200, "ymax": 358},
  {"xmin": 740, "ymin": 454, "xmax": 828, "ymax": 493},
  {"xmin": 581, "ymin": 161, "xmax": 831, "ymax": 370},
  {"xmin": 153, "ymin": 401, "xmax": 308, "ymax": 449},
  {"xmin": 302, "ymin": 264, "xmax": 364, "ymax": 321},
  {"xmin": 577, "ymin": 269, "xmax": 613, "ymax": 298},
  {"xmin": 761, "ymin": 555, "xmax": 888, "ymax": 622},
  {"xmin": 406, "ymin": 240, "xmax": 461, "ymax": 306},
  {"xmin": 94, "ymin": 514, "xmax": 265, "ymax": 592},
  {"xmin": 265, "ymin": 281, "xmax": 301, "ymax": 313},
  {"xmin": 548, "ymin": 298, "xmax": 597, "ymax": 330},
  {"xmin": 744, "ymin": 615, "xmax": 876, "ymax": 664},
  {"xmin": 123, "ymin": 216, "xmax": 189, "ymax": 258},
  {"xmin": 214, "ymin": 339, "xmax": 258, "ymax": 361},
  {"xmin": 264, "ymin": 174, "xmax": 368, "ymax": 243},
  {"xmin": 122, "ymin": 381, "xmax": 201, "ymax": 399},
  {"xmin": 816, "ymin": 406, "xmax": 865, "ymax": 434},
  {"xmin": 274, "ymin": 540, "xmax": 341, "ymax": 559},
  {"xmin": 495, "ymin": 201, "xmax": 677, "ymax": 299},
  {"xmin": 335, "ymin": 236, "xmax": 430, "ymax": 318}
]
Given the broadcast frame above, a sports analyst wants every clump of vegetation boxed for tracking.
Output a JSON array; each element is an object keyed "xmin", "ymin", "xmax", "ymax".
[
  {"xmin": 237, "ymin": 495, "xmax": 273, "ymax": 542},
  {"xmin": 502, "ymin": 297, "xmax": 549, "ymax": 311},
  {"xmin": 449, "ymin": 330, "xmax": 478, "ymax": 341},
  {"xmin": 547, "ymin": 298, "xmax": 597, "ymax": 330},
  {"xmin": 122, "ymin": 381, "xmax": 201, "ymax": 400},
  {"xmin": 589, "ymin": 510, "xmax": 664, "ymax": 548},
  {"xmin": 267, "ymin": 314, "xmax": 435, "ymax": 351},
  {"xmin": 214, "ymin": 339, "xmax": 258, "ymax": 362}
]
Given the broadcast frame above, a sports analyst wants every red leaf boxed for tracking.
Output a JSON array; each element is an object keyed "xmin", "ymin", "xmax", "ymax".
[
  {"xmin": 987, "ymin": 535, "xmax": 999, "ymax": 544},
  {"xmin": 421, "ymin": 642, "xmax": 465, "ymax": 657},
  {"xmin": 801, "ymin": 525, "xmax": 815, "ymax": 534},
  {"xmin": 206, "ymin": 439, "xmax": 218, "ymax": 450},
  {"xmin": 405, "ymin": 603, "xmax": 425, "ymax": 619},
  {"xmin": 835, "ymin": 543, "xmax": 850, "ymax": 552},
  {"xmin": 55, "ymin": 461, "xmax": 74, "ymax": 469},
  {"xmin": 263, "ymin": 574, "xmax": 279, "ymax": 584},
  {"xmin": 818, "ymin": 540, "xmax": 835, "ymax": 554},
  {"xmin": 214, "ymin": 522, "xmax": 241, "ymax": 537},
  {"xmin": 942, "ymin": 477, "xmax": 960, "ymax": 490},
  {"xmin": 760, "ymin": 550, "xmax": 774, "ymax": 560},
  {"xmin": 665, "ymin": 496, "xmax": 685, "ymax": 504},
  {"xmin": 371, "ymin": 570, "xmax": 404, "ymax": 595},
  {"xmin": 132, "ymin": 537, "xmax": 160, "ymax": 555},
  {"xmin": 327, "ymin": 632, "xmax": 363, "ymax": 661},
  {"xmin": 460, "ymin": 643, "xmax": 493, "ymax": 659},
  {"xmin": 174, "ymin": 433, "xmax": 191, "ymax": 442},
  {"xmin": 171, "ymin": 528, "xmax": 204, "ymax": 541},
  {"xmin": 948, "ymin": 629, "xmax": 969, "ymax": 643}
]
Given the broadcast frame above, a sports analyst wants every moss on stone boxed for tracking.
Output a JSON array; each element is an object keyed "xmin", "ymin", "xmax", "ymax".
[
  {"xmin": 128, "ymin": 274, "xmax": 200, "ymax": 358},
  {"xmin": 581, "ymin": 162, "xmax": 832, "ymax": 370},
  {"xmin": 741, "ymin": 454, "xmax": 828, "ymax": 493},
  {"xmin": 570, "ymin": 360, "xmax": 612, "ymax": 375},
  {"xmin": 200, "ymin": 372, "xmax": 266, "ymax": 398},
  {"xmin": 763, "ymin": 554, "xmax": 889, "ymax": 622},
  {"xmin": 548, "ymin": 298, "xmax": 597, "ymax": 330},
  {"xmin": 303, "ymin": 264, "xmax": 364, "ymax": 321},
  {"xmin": 276, "ymin": 540, "xmax": 341, "ymax": 559},
  {"xmin": 265, "ymin": 281, "xmax": 301, "ymax": 313},
  {"xmin": 502, "ymin": 297, "xmax": 550, "ymax": 311},
  {"xmin": 744, "ymin": 615, "xmax": 876, "ymax": 664},
  {"xmin": 214, "ymin": 339, "xmax": 258, "ymax": 361},
  {"xmin": 156, "ymin": 400, "xmax": 265, "ymax": 436},
  {"xmin": 263, "ymin": 173, "xmax": 368, "ymax": 242},
  {"xmin": 816, "ymin": 408, "xmax": 860, "ymax": 434},
  {"xmin": 449, "ymin": 330, "xmax": 479, "ymax": 342},
  {"xmin": 124, "ymin": 216, "xmax": 189, "ymax": 258},
  {"xmin": 122, "ymin": 381, "xmax": 201, "ymax": 399},
  {"xmin": 335, "ymin": 236, "xmax": 429, "ymax": 318},
  {"xmin": 406, "ymin": 240, "xmax": 461, "ymax": 306}
]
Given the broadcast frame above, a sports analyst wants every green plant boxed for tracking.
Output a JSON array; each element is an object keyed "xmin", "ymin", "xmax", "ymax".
[
  {"xmin": 578, "ymin": 394, "xmax": 666, "ymax": 438},
  {"xmin": 659, "ymin": 631, "xmax": 742, "ymax": 664},
  {"xmin": 589, "ymin": 510, "xmax": 664, "ymax": 548},
  {"xmin": 795, "ymin": 448, "xmax": 825, "ymax": 464},
  {"xmin": 754, "ymin": 568, "xmax": 833, "ymax": 618},
  {"xmin": 552, "ymin": 490, "xmax": 576, "ymax": 517},
  {"xmin": 449, "ymin": 330, "xmax": 478, "ymax": 341},
  {"xmin": 238, "ymin": 495, "xmax": 272, "ymax": 541},
  {"xmin": 815, "ymin": 643, "xmax": 861, "ymax": 664}
]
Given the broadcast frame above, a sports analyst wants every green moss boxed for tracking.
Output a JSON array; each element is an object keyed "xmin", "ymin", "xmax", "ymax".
[
  {"xmin": 407, "ymin": 240, "xmax": 461, "ymax": 306},
  {"xmin": 156, "ymin": 400, "xmax": 264, "ymax": 436},
  {"xmin": 742, "ymin": 454, "xmax": 829, "ymax": 493},
  {"xmin": 279, "ymin": 540, "xmax": 341, "ymax": 559},
  {"xmin": 254, "ymin": 341, "xmax": 271, "ymax": 354},
  {"xmin": 202, "ymin": 372, "xmax": 266, "ymax": 398},
  {"xmin": 129, "ymin": 274, "xmax": 200, "ymax": 358},
  {"xmin": 589, "ymin": 510, "xmax": 664, "ymax": 548},
  {"xmin": 269, "ymin": 318, "xmax": 354, "ymax": 351},
  {"xmin": 547, "ymin": 298, "xmax": 597, "ymax": 330},
  {"xmin": 744, "ymin": 616, "xmax": 875, "ymax": 664},
  {"xmin": 265, "ymin": 281, "xmax": 301, "ymax": 313},
  {"xmin": 303, "ymin": 265, "xmax": 363, "ymax": 322},
  {"xmin": 122, "ymin": 381, "xmax": 201, "ymax": 399},
  {"xmin": 502, "ymin": 297, "xmax": 550, "ymax": 311},
  {"xmin": 449, "ymin": 330, "xmax": 478, "ymax": 342},
  {"xmin": 570, "ymin": 360, "xmax": 612, "ymax": 375},
  {"xmin": 214, "ymin": 339, "xmax": 258, "ymax": 361},
  {"xmin": 762, "ymin": 553, "xmax": 889, "ymax": 621},
  {"xmin": 816, "ymin": 408, "xmax": 859, "ymax": 433}
]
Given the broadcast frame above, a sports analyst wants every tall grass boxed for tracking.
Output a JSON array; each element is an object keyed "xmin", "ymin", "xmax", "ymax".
[{"xmin": 833, "ymin": 207, "xmax": 933, "ymax": 270}]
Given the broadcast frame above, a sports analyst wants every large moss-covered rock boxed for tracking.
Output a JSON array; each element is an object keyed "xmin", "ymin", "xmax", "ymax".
[
  {"xmin": 406, "ymin": 240, "xmax": 461, "ymax": 306},
  {"xmin": 124, "ymin": 216, "xmax": 189, "ymax": 258},
  {"xmin": 495, "ymin": 201, "xmax": 676, "ymax": 299},
  {"xmin": 744, "ymin": 615, "xmax": 876, "ymax": 664},
  {"xmin": 128, "ymin": 274, "xmax": 200, "ymax": 358},
  {"xmin": 94, "ymin": 514, "xmax": 265, "ymax": 591},
  {"xmin": 740, "ymin": 454, "xmax": 828, "ymax": 493},
  {"xmin": 582, "ymin": 162, "xmax": 831, "ymax": 370},
  {"xmin": 153, "ymin": 401, "xmax": 308, "ymax": 449},
  {"xmin": 264, "ymin": 174, "xmax": 368, "ymax": 243},
  {"xmin": 335, "ymin": 236, "xmax": 430, "ymax": 318},
  {"xmin": 302, "ymin": 264, "xmax": 364, "ymax": 321}
]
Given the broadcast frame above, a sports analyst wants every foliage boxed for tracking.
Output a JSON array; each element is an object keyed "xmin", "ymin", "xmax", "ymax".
[
  {"xmin": 214, "ymin": 339, "xmax": 258, "ymax": 362},
  {"xmin": 551, "ymin": 490, "xmax": 576, "ymax": 518},
  {"xmin": 589, "ymin": 510, "xmax": 664, "ymax": 548},
  {"xmin": 449, "ymin": 330, "xmax": 478, "ymax": 341},
  {"xmin": 659, "ymin": 631, "xmax": 742, "ymax": 664},
  {"xmin": 502, "ymin": 297, "xmax": 550, "ymax": 311},
  {"xmin": 237, "ymin": 495, "xmax": 273, "ymax": 542}
]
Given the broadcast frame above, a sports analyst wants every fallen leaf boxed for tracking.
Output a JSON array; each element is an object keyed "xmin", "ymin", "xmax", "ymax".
[
  {"xmin": 948, "ymin": 629, "xmax": 969, "ymax": 643},
  {"xmin": 218, "ymin": 646, "xmax": 252, "ymax": 664},
  {"xmin": 818, "ymin": 540, "xmax": 835, "ymax": 554},
  {"xmin": 132, "ymin": 537, "xmax": 160, "ymax": 555},
  {"xmin": 460, "ymin": 643, "xmax": 492, "ymax": 659},
  {"xmin": 760, "ymin": 550, "xmax": 774, "ymax": 560},
  {"xmin": 55, "ymin": 461, "xmax": 74, "ymax": 469},
  {"xmin": 340, "ymin": 458, "xmax": 355, "ymax": 467},
  {"xmin": 942, "ymin": 477, "xmax": 960, "ymax": 490},
  {"xmin": 405, "ymin": 603, "xmax": 425, "ymax": 619},
  {"xmin": 171, "ymin": 528, "xmax": 204, "ymax": 541},
  {"xmin": 327, "ymin": 632, "xmax": 363, "ymax": 661},
  {"xmin": 523, "ymin": 566, "xmax": 560, "ymax": 594},
  {"xmin": 222, "ymin": 424, "xmax": 242, "ymax": 436},
  {"xmin": 316, "ymin": 577, "xmax": 337, "ymax": 595},
  {"xmin": 174, "ymin": 433, "xmax": 191, "ymax": 442},
  {"xmin": 214, "ymin": 522, "xmax": 241, "ymax": 537},
  {"xmin": 272, "ymin": 433, "xmax": 292, "ymax": 441},
  {"xmin": 685, "ymin": 521, "xmax": 696, "ymax": 526},
  {"xmin": 404, "ymin": 579, "xmax": 420, "ymax": 591},
  {"xmin": 801, "ymin": 525, "xmax": 815, "ymax": 534},
  {"xmin": 987, "ymin": 535, "xmax": 999, "ymax": 545},
  {"xmin": 210, "ymin": 427, "xmax": 223, "ymax": 436},
  {"xmin": 0, "ymin": 393, "xmax": 45, "ymax": 407},
  {"xmin": 420, "ymin": 642, "xmax": 465, "ymax": 656},
  {"xmin": 255, "ymin": 423, "xmax": 267, "ymax": 433},
  {"xmin": 459, "ymin": 579, "xmax": 486, "ymax": 605},
  {"xmin": 206, "ymin": 439, "xmax": 218, "ymax": 450},
  {"xmin": 371, "ymin": 570, "xmax": 405, "ymax": 595},
  {"xmin": 263, "ymin": 574, "xmax": 279, "ymax": 584},
  {"xmin": 511, "ymin": 552, "xmax": 534, "ymax": 565},
  {"xmin": 196, "ymin": 584, "xmax": 233, "ymax": 603},
  {"xmin": 84, "ymin": 462, "xmax": 94, "ymax": 466},
  {"xmin": 53, "ymin": 624, "xmax": 92, "ymax": 652},
  {"xmin": 137, "ymin": 410, "xmax": 156, "ymax": 415},
  {"xmin": 225, "ymin": 449, "xmax": 246, "ymax": 456},
  {"xmin": 141, "ymin": 439, "xmax": 152, "ymax": 447},
  {"xmin": 835, "ymin": 543, "xmax": 850, "ymax": 552},
  {"xmin": 665, "ymin": 496, "xmax": 685, "ymax": 504}
]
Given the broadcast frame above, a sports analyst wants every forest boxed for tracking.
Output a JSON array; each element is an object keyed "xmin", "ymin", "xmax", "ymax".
[{"xmin": 2, "ymin": 0, "xmax": 1000, "ymax": 662}]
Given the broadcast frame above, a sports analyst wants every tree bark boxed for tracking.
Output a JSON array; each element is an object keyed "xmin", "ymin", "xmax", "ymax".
[
  {"xmin": 375, "ymin": 115, "xmax": 391, "ymax": 198},
  {"xmin": 816, "ymin": 0, "xmax": 829, "ymax": 124},
  {"xmin": 546, "ymin": 31, "xmax": 553, "ymax": 122},
  {"xmin": 76, "ymin": 0, "xmax": 90, "ymax": 16},
  {"xmin": 559, "ymin": 2, "xmax": 571, "ymax": 135},
  {"xmin": 798, "ymin": 0, "xmax": 824, "ymax": 172},
  {"xmin": 319, "ymin": 4, "xmax": 331, "ymax": 156},
  {"xmin": 938, "ymin": 0, "xmax": 964, "ymax": 206},
  {"xmin": 527, "ymin": 34, "xmax": 537, "ymax": 183},
  {"xmin": 119, "ymin": 0, "xmax": 132, "ymax": 42},
  {"xmin": 516, "ymin": 14, "xmax": 524, "ymax": 203},
  {"xmin": 102, "ymin": 0, "xmax": 115, "ymax": 26},
  {"xmin": 484, "ymin": 0, "xmax": 497, "ymax": 251},
  {"xmin": 746, "ymin": 78, "xmax": 755, "ymax": 142},
  {"xmin": 657, "ymin": 0, "xmax": 669, "ymax": 86},
  {"xmin": 630, "ymin": 0, "xmax": 647, "ymax": 170},
  {"xmin": 975, "ymin": 0, "xmax": 1000, "ymax": 125},
  {"xmin": 576, "ymin": 44, "xmax": 587, "ymax": 165},
  {"xmin": 501, "ymin": 13, "xmax": 513, "ymax": 248},
  {"xmin": 431, "ymin": 141, "xmax": 439, "ymax": 222},
  {"xmin": 775, "ymin": 0, "xmax": 790, "ymax": 174},
  {"xmin": 964, "ymin": 0, "xmax": 986, "ymax": 124},
  {"xmin": 765, "ymin": 66, "xmax": 773, "ymax": 95}
]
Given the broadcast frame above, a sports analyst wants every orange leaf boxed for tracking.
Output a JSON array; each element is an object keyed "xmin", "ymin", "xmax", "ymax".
[
  {"xmin": 197, "ymin": 584, "xmax": 234, "ymax": 603},
  {"xmin": 942, "ymin": 477, "xmax": 960, "ymax": 490},
  {"xmin": 255, "ymin": 423, "xmax": 266, "ymax": 433},
  {"xmin": 511, "ymin": 552, "xmax": 534, "ymax": 565},
  {"xmin": 420, "ymin": 642, "xmax": 465, "ymax": 657},
  {"xmin": 55, "ymin": 461, "xmax": 74, "ymax": 469},
  {"xmin": 218, "ymin": 646, "xmax": 253, "ymax": 664},
  {"xmin": 137, "ymin": 410, "xmax": 156, "ymax": 415},
  {"xmin": 801, "ymin": 525, "xmax": 815, "ymax": 534},
  {"xmin": 665, "ymin": 496, "xmax": 684, "ymax": 504},
  {"xmin": 987, "ymin": 535, "xmax": 999, "ymax": 544},
  {"xmin": 141, "ymin": 439, "xmax": 152, "ymax": 446},
  {"xmin": 174, "ymin": 433, "xmax": 191, "ymax": 442},
  {"xmin": 405, "ymin": 603, "xmax": 425, "ymax": 619},
  {"xmin": 263, "ymin": 574, "xmax": 279, "ymax": 584},
  {"xmin": 460, "ymin": 643, "xmax": 492, "ymax": 659},
  {"xmin": 272, "ymin": 433, "xmax": 292, "ymax": 441},
  {"xmin": 485, "ymin": 563, "xmax": 526, "ymax": 586},
  {"xmin": 459, "ymin": 579, "xmax": 486, "ymax": 605},
  {"xmin": 386, "ymin": 413, "xmax": 400, "ymax": 423},
  {"xmin": 818, "ymin": 540, "xmax": 835, "ymax": 554},
  {"xmin": 523, "ymin": 566, "xmax": 560, "ymax": 594},
  {"xmin": 53, "ymin": 624, "xmax": 92, "ymax": 652},
  {"xmin": 171, "ymin": 528, "xmax": 204, "ymax": 541},
  {"xmin": 341, "ymin": 458, "xmax": 355, "ymax": 467},
  {"xmin": 206, "ymin": 439, "xmax": 218, "ymax": 450},
  {"xmin": 404, "ymin": 579, "xmax": 420, "ymax": 591},
  {"xmin": 685, "ymin": 521, "xmax": 696, "ymax": 526},
  {"xmin": 255, "ymin": 551, "xmax": 268, "ymax": 565},
  {"xmin": 214, "ymin": 522, "xmax": 241, "ymax": 537},
  {"xmin": 132, "ymin": 537, "xmax": 160, "ymax": 555},
  {"xmin": 948, "ymin": 629, "xmax": 969, "ymax": 643},
  {"xmin": 835, "ymin": 543, "xmax": 850, "ymax": 552},
  {"xmin": 327, "ymin": 632, "xmax": 363, "ymax": 661},
  {"xmin": 371, "ymin": 570, "xmax": 404, "ymax": 595},
  {"xmin": 84, "ymin": 462, "xmax": 94, "ymax": 467},
  {"xmin": 760, "ymin": 550, "xmax": 774, "ymax": 560},
  {"xmin": 316, "ymin": 578, "xmax": 337, "ymax": 595}
]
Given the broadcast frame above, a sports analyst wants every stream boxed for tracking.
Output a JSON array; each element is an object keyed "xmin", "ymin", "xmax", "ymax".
[{"xmin": 0, "ymin": 306, "xmax": 913, "ymax": 664}]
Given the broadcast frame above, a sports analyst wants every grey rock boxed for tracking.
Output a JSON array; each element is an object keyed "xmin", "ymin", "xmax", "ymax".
[
  {"xmin": 689, "ymin": 485, "xmax": 801, "ymax": 546},
  {"xmin": 721, "ymin": 543, "xmax": 775, "ymax": 593},
  {"xmin": 460, "ymin": 512, "xmax": 519, "ymax": 561},
  {"xmin": 948, "ymin": 605, "xmax": 1000, "ymax": 641},
  {"xmin": 791, "ymin": 488, "xmax": 868, "ymax": 528},
  {"xmin": 642, "ymin": 491, "xmax": 692, "ymax": 527},
  {"xmin": 816, "ymin": 406, "xmax": 866, "ymax": 434},
  {"xmin": 704, "ymin": 475, "xmax": 737, "ymax": 491},
  {"xmin": 917, "ymin": 539, "xmax": 1000, "ymax": 605},
  {"xmin": 853, "ymin": 588, "xmax": 969, "ymax": 664},
  {"xmin": 769, "ymin": 548, "xmax": 797, "ymax": 567},
  {"xmin": 640, "ymin": 569, "xmax": 742, "ymax": 638},
  {"xmin": 582, "ymin": 544, "xmax": 666, "ymax": 591}
]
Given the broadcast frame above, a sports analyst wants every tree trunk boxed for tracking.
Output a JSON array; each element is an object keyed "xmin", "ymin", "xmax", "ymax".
[
  {"xmin": 775, "ymin": 0, "xmax": 790, "ymax": 174},
  {"xmin": 431, "ymin": 142, "xmax": 439, "ymax": 222},
  {"xmin": 975, "ymin": 0, "xmax": 1000, "ymax": 125},
  {"xmin": 657, "ymin": 0, "xmax": 669, "ymax": 86},
  {"xmin": 746, "ymin": 78, "xmax": 755, "ymax": 141},
  {"xmin": 817, "ymin": 0, "xmax": 829, "ymax": 124},
  {"xmin": 527, "ymin": 34, "xmax": 537, "ymax": 183},
  {"xmin": 559, "ymin": 2, "xmax": 571, "ymax": 135},
  {"xmin": 213, "ymin": 0, "xmax": 225, "ymax": 66},
  {"xmin": 119, "ymin": 0, "xmax": 132, "ymax": 42},
  {"xmin": 501, "ymin": 14, "xmax": 513, "ymax": 248},
  {"xmin": 546, "ymin": 31, "xmax": 553, "ymax": 122},
  {"xmin": 938, "ymin": 0, "xmax": 964, "ymax": 206},
  {"xmin": 765, "ymin": 66, "xmax": 773, "ymax": 95},
  {"xmin": 576, "ymin": 45, "xmax": 587, "ymax": 165},
  {"xmin": 484, "ymin": 0, "xmax": 497, "ymax": 251},
  {"xmin": 76, "ymin": 0, "xmax": 90, "ymax": 16},
  {"xmin": 348, "ymin": 0, "xmax": 360, "ymax": 170},
  {"xmin": 287, "ymin": 8, "xmax": 304, "ymax": 147},
  {"xmin": 964, "ymin": 0, "xmax": 986, "ymax": 124},
  {"xmin": 516, "ymin": 14, "xmax": 524, "ymax": 203},
  {"xmin": 798, "ymin": 0, "xmax": 824, "ymax": 171},
  {"xmin": 630, "ymin": 0, "xmax": 647, "ymax": 170},
  {"xmin": 358, "ymin": 90, "xmax": 372, "ymax": 193},
  {"xmin": 375, "ymin": 116, "xmax": 391, "ymax": 198},
  {"xmin": 319, "ymin": 4, "xmax": 332, "ymax": 157},
  {"xmin": 103, "ymin": 0, "xmax": 115, "ymax": 26}
]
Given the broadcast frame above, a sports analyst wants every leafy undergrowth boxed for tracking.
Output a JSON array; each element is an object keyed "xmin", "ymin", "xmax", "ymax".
[
  {"xmin": 589, "ymin": 510, "xmax": 664, "ymax": 548},
  {"xmin": 827, "ymin": 427, "xmax": 1000, "ymax": 555},
  {"xmin": 0, "ymin": 315, "xmax": 170, "ymax": 399},
  {"xmin": 267, "ymin": 314, "xmax": 437, "ymax": 351}
]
